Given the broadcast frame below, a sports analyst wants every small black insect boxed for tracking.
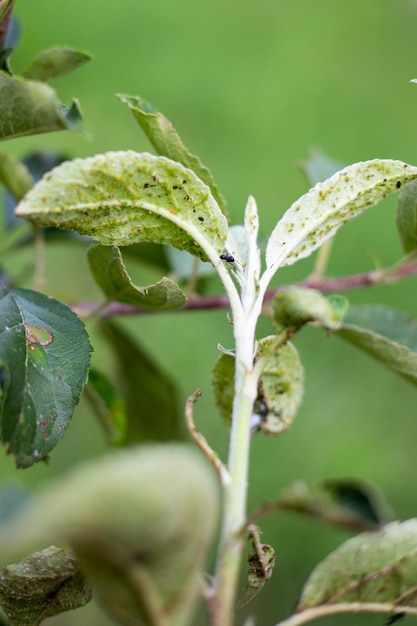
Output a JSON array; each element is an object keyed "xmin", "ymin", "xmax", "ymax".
[
  {"xmin": 386, "ymin": 612, "xmax": 405, "ymax": 626},
  {"xmin": 396, "ymin": 181, "xmax": 402, "ymax": 189},
  {"xmin": 220, "ymin": 250, "xmax": 235, "ymax": 263}
]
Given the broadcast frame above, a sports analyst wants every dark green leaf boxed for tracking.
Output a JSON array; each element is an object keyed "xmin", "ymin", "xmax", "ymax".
[
  {"xmin": 321, "ymin": 478, "xmax": 393, "ymax": 527},
  {"xmin": 16, "ymin": 151, "xmax": 228, "ymax": 263},
  {"xmin": 23, "ymin": 47, "xmax": 92, "ymax": 82},
  {"xmin": 396, "ymin": 179, "xmax": 417, "ymax": 254},
  {"xmin": 0, "ymin": 48, "xmax": 12, "ymax": 75},
  {"xmin": 0, "ymin": 547, "xmax": 91, "ymax": 626},
  {"xmin": 335, "ymin": 305, "xmax": 417, "ymax": 386},
  {"xmin": 88, "ymin": 244, "xmax": 186, "ymax": 310},
  {"xmin": 0, "ymin": 285, "xmax": 92, "ymax": 467},
  {"xmin": 117, "ymin": 93, "xmax": 228, "ymax": 218},
  {"xmin": 298, "ymin": 519, "xmax": 417, "ymax": 615},
  {"xmin": 85, "ymin": 367, "xmax": 127, "ymax": 446},
  {"xmin": 299, "ymin": 147, "xmax": 345, "ymax": 186},
  {"xmin": 0, "ymin": 72, "xmax": 83, "ymax": 140},
  {"xmin": 100, "ymin": 321, "xmax": 184, "ymax": 443}
]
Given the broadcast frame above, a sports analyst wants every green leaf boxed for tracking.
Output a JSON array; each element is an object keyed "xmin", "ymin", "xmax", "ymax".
[
  {"xmin": 0, "ymin": 547, "xmax": 92, "ymax": 626},
  {"xmin": 299, "ymin": 147, "xmax": 345, "ymax": 186},
  {"xmin": 117, "ymin": 93, "xmax": 228, "ymax": 218},
  {"xmin": 23, "ymin": 47, "xmax": 92, "ymax": 82},
  {"xmin": 298, "ymin": 519, "xmax": 417, "ymax": 615},
  {"xmin": 266, "ymin": 159, "xmax": 417, "ymax": 272},
  {"xmin": 321, "ymin": 478, "xmax": 394, "ymax": 527},
  {"xmin": 0, "ymin": 444, "xmax": 219, "ymax": 626},
  {"xmin": 396, "ymin": 179, "xmax": 417, "ymax": 254},
  {"xmin": 272, "ymin": 286, "xmax": 346, "ymax": 332},
  {"xmin": 212, "ymin": 337, "xmax": 304, "ymax": 435},
  {"xmin": 0, "ymin": 285, "xmax": 92, "ymax": 468},
  {"xmin": 15, "ymin": 151, "xmax": 228, "ymax": 262},
  {"xmin": 0, "ymin": 72, "xmax": 83, "ymax": 140},
  {"xmin": 100, "ymin": 321, "xmax": 184, "ymax": 443},
  {"xmin": 88, "ymin": 243, "xmax": 186, "ymax": 310},
  {"xmin": 85, "ymin": 367, "xmax": 127, "ymax": 446},
  {"xmin": 0, "ymin": 151, "xmax": 33, "ymax": 200},
  {"xmin": 335, "ymin": 305, "xmax": 417, "ymax": 387}
]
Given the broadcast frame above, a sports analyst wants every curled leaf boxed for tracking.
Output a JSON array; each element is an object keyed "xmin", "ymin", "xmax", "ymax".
[
  {"xmin": 15, "ymin": 151, "xmax": 228, "ymax": 262},
  {"xmin": 396, "ymin": 179, "xmax": 417, "ymax": 254},
  {"xmin": 0, "ymin": 444, "xmax": 219, "ymax": 626},
  {"xmin": 272, "ymin": 286, "xmax": 346, "ymax": 332},
  {"xmin": 266, "ymin": 160, "xmax": 417, "ymax": 272}
]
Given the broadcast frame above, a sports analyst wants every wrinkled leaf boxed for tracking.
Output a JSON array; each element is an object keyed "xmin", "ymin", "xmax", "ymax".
[
  {"xmin": 335, "ymin": 305, "xmax": 417, "ymax": 387},
  {"xmin": 0, "ymin": 546, "xmax": 92, "ymax": 626},
  {"xmin": 117, "ymin": 93, "xmax": 228, "ymax": 218},
  {"xmin": 299, "ymin": 147, "xmax": 345, "ymax": 186},
  {"xmin": 272, "ymin": 286, "xmax": 347, "ymax": 332},
  {"xmin": 0, "ymin": 444, "xmax": 219, "ymax": 626},
  {"xmin": 212, "ymin": 337, "xmax": 304, "ymax": 435},
  {"xmin": 88, "ymin": 243, "xmax": 186, "ymax": 310},
  {"xmin": 23, "ymin": 47, "xmax": 92, "ymax": 82},
  {"xmin": 100, "ymin": 321, "xmax": 184, "ymax": 443},
  {"xmin": 85, "ymin": 367, "xmax": 126, "ymax": 446},
  {"xmin": 396, "ymin": 179, "xmax": 417, "ymax": 254},
  {"xmin": 266, "ymin": 160, "xmax": 417, "ymax": 272},
  {"xmin": 0, "ymin": 285, "xmax": 91, "ymax": 467},
  {"xmin": 16, "ymin": 151, "xmax": 228, "ymax": 262},
  {"xmin": 298, "ymin": 519, "xmax": 417, "ymax": 615},
  {"xmin": 237, "ymin": 527, "xmax": 275, "ymax": 608},
  {"xmin": 0, "ymin": 72, "xmax": 83, "ymax": 140}
]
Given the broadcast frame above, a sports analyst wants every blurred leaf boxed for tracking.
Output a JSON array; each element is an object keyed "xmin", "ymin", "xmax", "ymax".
[
  {"xmin": 0, "ymin": 444, "xmax": 219, "ymax": 626},
  {"xmin": 0, "ymin": 72, "xmax": 83, "ymax": 139},
  {"xmin": 23, "ymin": 47, "xmax": 92, "ymax": 82},
  {"xmin": 298, "ymin": 519, "xmax": 417, "ymax": 615},
  {"xmin": 299, "ymin": 147, "xmax": 345, "ymax": 186},
  {"xmin": 165, "ymin": 245, "xmax": 215, "ymax": 282},
  {"xmin": 4, "ymin": 15, "xmax": 20, "ymax": 49},
  {"xmin": 237, "ymin": 527, "xmax": 275, "ymax": 608},
  {"xmin": 0, "ymin": 151, "xmax": 33, "ymax": 201},
  {"xmin": 335, "ymin": 305, "xmax": 417, "ymax": 387},
  {"xmin": 0, "ymin": 285, "xmax": 91, "ymax": 468},
  {"xmin": 266, "ymin": 160, "xmax": 417, "ymax": 272},
  {"xmin": 100, "ymin": 321, "xmax": 184, "ymax": 443},
  {"xmin": 212, "ymin": 337, "xmax": 304, "ymax": 435},
  {"xmin": 0, "ymin": 0, "xmax": 13, "ymax": 22},
  {"xmin": 396, "ymin": 179, "xmax": 417, "ymax": 254},
  {"xmin": 0, "ymin": 483, "xmax": 30, "ymax": 523},
  {"xmin": 0, "ymin": 546, "xmax": 92, "ymax": 626},
  {"xmin": 276, "ymin": 479, "xmax": 391, "ymax": 533},
  {"xmin": 0, "ymin": 47, "xmax": 12, "ymax": 74},
  {"xmin": 88, "ymin": 243, "xmax": 186, "ymax": 310},
  {"xmin": 321, "ymin": 478, "xmax": 393, "ymax": 527},
  {"xmin": 85, "ymin": 367, "xmax": 127, "ymax": 446},
  {"xmin": 16, "ymin": 151, "xmax": 228, "ymax": 262},
  {"xmin": 272, "ymin": 286, "xmax": 347, "ymax": 332},
  {"xmin": 117, "ymin": 93, "xmax": 228, "ymax": 218}
]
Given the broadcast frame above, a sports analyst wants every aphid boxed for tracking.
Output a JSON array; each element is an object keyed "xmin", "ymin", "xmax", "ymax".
[{"xmin": 220, "ymin": 249, "xmax": 235, "ymax": 263}]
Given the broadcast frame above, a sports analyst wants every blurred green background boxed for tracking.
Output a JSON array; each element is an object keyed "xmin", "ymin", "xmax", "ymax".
[{"xmin": 3, "ymin": 0, "xmax": 417, "ymax": 625}]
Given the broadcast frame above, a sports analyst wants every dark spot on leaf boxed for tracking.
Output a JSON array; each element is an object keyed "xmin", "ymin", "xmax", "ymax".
[
  {"xmin": 143, "ymin": 183, "xmax": 149, "ymax": 189},
  {"xmin": 184, "ymin": 195, "xmax": 190, "ymax": 201},
  {"xmin": 396, "ymin": 181, "xmax": 402, "ymax": 189},
  {"xmin": 183, "ymin": 180, "xmax": 187, "ymax": 184},
  {"xmin": 386, "ymin": 613, "xmax": 405, "ymax": 625},
  {"xmin": 172, "ymin": 185, "xmax": 178, "ymax": 189},
  {"xmin": 198, "ymin": 216, "xmax": 204, "ymax": 222}
]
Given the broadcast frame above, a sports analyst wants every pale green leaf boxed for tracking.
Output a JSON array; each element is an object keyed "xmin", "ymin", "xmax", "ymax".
[
  {"xmin": 396, "ymin": 179, "xmax": 417, "ymax": 253},
  {"xmin": 266, "ymin": 160, "xmax": 417, "ymax": 272},
  {"xmin": 88, "ymin": 243, "xmax": 186, "ymax": 310},
  {"xmin": 298, "ymin": 519, "xmax": 417, "ymax": 614},
  {"xmin": 335, "ymin": 305, "xmax": 417, "ymax": 387},
  {"xmin": 117, "ymin": 94, "xmax": 228, "ymax": 217},
  {"xmin": 0, "ymin": 444, "xmax": 219, "ymax": 626},
  {"xmin": 15, "ymin": 151, "xmax": 228, "ymax": 262},
  {"xmin": 0, "ymin": 151, "xmax": 33, "ymax": 200},
  {"xmin": 272, "ymin": 286, "xmax": 346, "ymax": 332}
]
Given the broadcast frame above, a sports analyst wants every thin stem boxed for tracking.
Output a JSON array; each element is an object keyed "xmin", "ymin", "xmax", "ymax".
[{"xmin": 275, "ymin": 603, "xmax": 417, "ymax": 626}]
